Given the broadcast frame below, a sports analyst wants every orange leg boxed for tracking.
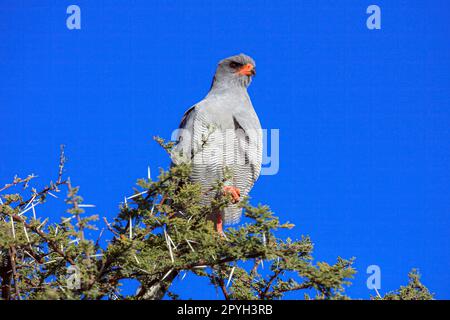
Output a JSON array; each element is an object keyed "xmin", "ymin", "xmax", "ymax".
[{"xmin": 216, "ymin": 212, "xmax": 223, "ymax": 234}]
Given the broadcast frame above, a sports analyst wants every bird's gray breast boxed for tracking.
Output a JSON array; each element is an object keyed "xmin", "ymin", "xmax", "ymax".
[{"xmin": 172, "ymin": 90, "xmax": 262, "ymax": 224}]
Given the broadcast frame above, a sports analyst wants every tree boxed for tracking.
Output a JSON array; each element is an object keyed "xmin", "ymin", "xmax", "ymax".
[
  {"xmin": 0, "ymin": 143, "xmax": 433, "ymax": 300},
  {"xmin": 380, "ymin": 269, "xmax": 433, "ymax": 300}
]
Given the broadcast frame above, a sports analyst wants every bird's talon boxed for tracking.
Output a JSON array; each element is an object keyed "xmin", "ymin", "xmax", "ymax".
[{"xmin": 223, "ymin": 186, "xmax": 241, "ymax": 203}]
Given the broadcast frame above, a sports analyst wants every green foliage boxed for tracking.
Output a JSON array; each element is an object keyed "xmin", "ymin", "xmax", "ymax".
[
  {"xmin": 0, "ymin": 144, "xmax": 433, "ymax": 300},
  {"xmin": 381, "ymin": 269, "xmax": 433, "ymax": 300}
]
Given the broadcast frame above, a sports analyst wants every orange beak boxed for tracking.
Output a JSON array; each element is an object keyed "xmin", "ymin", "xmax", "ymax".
[{"xmin": 237, "ymin": 63, "xmax": 256, "ymax": 76}]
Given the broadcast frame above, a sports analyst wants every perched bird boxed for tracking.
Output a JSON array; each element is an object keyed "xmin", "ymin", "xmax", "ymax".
[{"xmin": 171, "ymin": 54, "xmax": 262, "ymax": 233}]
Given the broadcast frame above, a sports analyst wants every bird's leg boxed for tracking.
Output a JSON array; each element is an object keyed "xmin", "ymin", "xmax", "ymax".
[
  {"xmin": 223, "ymin": 186, "xmax": 240, "ymax": 204},
  {"xmin": 215, "ymin": 212, "xmax": 224, "ymax": 235},
  {"xmin": 158, "ymin": 194, "xmax": 167, "ymax": 206},
  {"xmin": 214, "ymin": 186, "xmax": 240, "ymax": 237}
]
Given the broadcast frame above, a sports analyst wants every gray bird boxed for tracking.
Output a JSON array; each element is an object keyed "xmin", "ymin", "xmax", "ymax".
[{"xmin": 171, "ymin": 53, "xmax": 262, "ymax": 233}]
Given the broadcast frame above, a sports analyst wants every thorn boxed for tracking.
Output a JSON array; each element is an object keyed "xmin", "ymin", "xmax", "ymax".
[
  {"xmin": 164, "ymin": 228, "xmax": 175, "ymax": 263},
  {"xmin": 185, "ymin": 239, "xmax": 195, "ymax": 252},
  {"xmin": 181, "ymin": 272, "xmax": 187, "ymax": 281},
  {"xmin": 37, "ymin": 218, "xmax": 48, "ymax": 230},
  {"xmin": 23, "ymin": 224, "xmax": 30, "ymax": 243},
  {"xmin": 147, "ymin": 166, "xmax": 151, "ymax": 180},
  {"xmin": 161, "ymin": 268, "xmax": 174, "ymax": 281},
  {"xmin": 166, "ymin": 232, "xmax": 176, "ymax": 250},
  {"xmin": 62, "ymin": 215, "xmax": 75, "ymax": 224},
  {"xmin": 374, "ymin": 287, "xmax": 382, "ymax": 299},
  {"xmin": 24, "ymin": 194, "xmax": 36, "ymax": 209},
  {"xmin": 129, "ymin": 216, "xmax": 133, "ymax": 239},
  {"xmin": 48, "ymin": 192, "xmax": 58, "ymax": 199},
  {"xmin": 78, "ymin": 204, "xmax": 95, "ymax": 208},
  {"xmin": 19, "ymin": 200, "xmax": 40, "ymax": 217},
  {"xmin": 136, "ymin": 267, "xmax": 151, "ymax": 275},
  {"xmin": 133, "ymin": 254, "xmax": 140, "ymax": 264},
  {"xmin": 10, "ymin": 217, "xmax": 16, "ymax": 239},
  {"xmin": 226, "ymin": 267, "xmax": 236, "ymax": 288},
  {"xmin": 24, "ymin": 250, "xmax": 35, "ymax": 261},
  {"xmin": 127, "ymin": 190, "xmax": 148, "ymax": 200},
  {"xmin": 31, "ymin": 202, "xmax": 37, "ymax": 220}
]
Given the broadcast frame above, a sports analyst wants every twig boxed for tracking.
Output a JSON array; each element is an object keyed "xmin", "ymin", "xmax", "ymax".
[
  {"xmin": 251, "ymin": 258, "xmax": 261, "ymax": 276},
  {"xmin": 95, "ymin": 228, "xmax": 105, "ymax": 249},
  {"xmin": 57, "ymin": 145, "xmax": 66, "ymax": 184},
  {"xmin": 215, "ymin": 267, "xmax": 230, "ymax": 300},
  {"xmin": 260, "ymin": 269, "xmax": 282, "ymax": 299},
  {"xmin": 0, "ymin": 174, "xmax": 37, "ymax": 193},
  {"xmin": 103, "ymin": 217, "xmax": 119, "ymax": 237},
  {"xmin": 67, "ymin": 179, "xmax": 84, "ymax": 241},
  {"xmin": 264, "ymin": 283, "xmax": 311, "ymax": 298},
  {"xmin": 10, "ymin": 214, "xmax": 75, "ymax": 265}
]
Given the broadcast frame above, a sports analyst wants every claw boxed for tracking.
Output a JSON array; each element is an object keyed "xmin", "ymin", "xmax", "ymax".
[{"xmin": 223, "ymin": 186, "xmax": 240, "ymax": 203}]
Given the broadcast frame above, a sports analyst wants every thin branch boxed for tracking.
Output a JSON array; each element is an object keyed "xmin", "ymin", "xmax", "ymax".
[
  {"xmin": 264, "ymin": 283, "xmax": 311, "ymax": 299},
  {"xmin": 218, "ymin": 275, "xmax": 230, "ymax": 300},
  {"xmin": 250, "ymin": 258, "xmax": 261, "ymax": 277},
  {"xmin": 260, "ymin": 269, "xmax": 282, "ymax": 299},
  {"xmin": 67, "ymin": 179, "xmax": 84, "ymax": 241},
  {"xmin": 10, "ymin": 214, "xmax": 75, "ymax": 265},
  {"xmin": 57, "ymin": 145, "xmax": 66, "ymax": 184},
  {"xmin": 0, "ymin": 174, "xmax": 38, "ymax": 193}
]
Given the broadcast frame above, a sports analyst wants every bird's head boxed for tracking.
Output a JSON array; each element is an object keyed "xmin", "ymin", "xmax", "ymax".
[{"xmin": 211, "ymin": 53, "xmax": 256, "ymax": 90}]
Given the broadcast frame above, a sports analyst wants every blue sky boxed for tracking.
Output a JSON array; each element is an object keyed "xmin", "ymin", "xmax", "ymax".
[{"xmin": 0, "ymin": 1, "xmax": 449, "ymax": 299}]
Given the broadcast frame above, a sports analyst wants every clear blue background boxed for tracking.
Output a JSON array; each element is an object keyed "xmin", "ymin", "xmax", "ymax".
[{"xmin": 0, "ymin": 1, "xmax": 449, "ymax": 299}]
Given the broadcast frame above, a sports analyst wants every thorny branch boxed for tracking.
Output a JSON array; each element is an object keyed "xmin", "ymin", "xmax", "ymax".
[
  {"xmin": 0, "ymin": 175, "xmax": 38, "ymax": 193},
  {"xmin": 0, "ymin": 142, "xmax": 427, "ymax": 300}
]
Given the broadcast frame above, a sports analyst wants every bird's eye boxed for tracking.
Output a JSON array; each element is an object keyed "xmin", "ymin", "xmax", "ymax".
[{"xmin": 229, "ymin": 61, "xmax": 241, "ymax": 69}]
